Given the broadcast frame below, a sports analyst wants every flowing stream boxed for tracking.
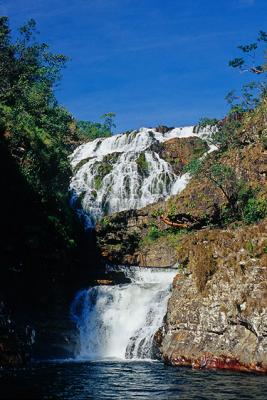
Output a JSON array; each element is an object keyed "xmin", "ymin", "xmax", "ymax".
[{"xmin": 70, "ymin": 267, "xmax": 176, "ymax": 360}]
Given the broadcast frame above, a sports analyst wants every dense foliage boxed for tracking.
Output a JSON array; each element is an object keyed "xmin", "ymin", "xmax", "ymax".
[
  {"xmin": 77, "ymin": 112, "xmax": 116, "ymax": 141},
  {"xmin": 0, "ymin": 17, "xmax": 87, "ymax": 255},
  {"xmin": 0, "ymin": 17, "xmax": 75, "ymax": 202},
  {"xmin": 185, "ymin": 141, "xmax": 267, "ymax": 225}
]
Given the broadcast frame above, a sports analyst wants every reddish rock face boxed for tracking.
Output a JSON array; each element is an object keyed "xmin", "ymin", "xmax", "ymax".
[
  {"xmin": 165, "ymin": 353, "xmax": 267, "ymax": 373},
  {"xmin": 159, "ymin": 137, "xmax": 208, "ymax": 175}
]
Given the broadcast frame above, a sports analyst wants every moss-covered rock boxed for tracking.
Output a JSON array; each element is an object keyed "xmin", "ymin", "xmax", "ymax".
[
  {"xmin": 93, "ymin": 152, "xmax": 120, "ymax": 189},
  {"xmin": 136, "ymin": 153, "xmax": 149, "ymax": 177}
]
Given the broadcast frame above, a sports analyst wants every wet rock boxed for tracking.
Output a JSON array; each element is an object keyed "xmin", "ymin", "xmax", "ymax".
[
  {"xmin": 136, "ymin": 237, "xmax": 177, "ymax": 267},
  {"xmin": 154, "ymin": 125, "xmax": 174, "ymax": 134},
  {"xmin": 95, "ymin": 279, "xmax": 113, "ymax": 285}
]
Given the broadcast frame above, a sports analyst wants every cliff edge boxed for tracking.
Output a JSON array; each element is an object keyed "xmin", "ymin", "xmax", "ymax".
[{"xmin": 95, "ymin": 100, "xmax": 267, "ymax": 372}]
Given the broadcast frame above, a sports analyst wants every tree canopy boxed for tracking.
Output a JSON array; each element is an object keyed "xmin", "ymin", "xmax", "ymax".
[
  {"xmin": 0, "ymin": 16, "xmax": 76, "ymax": 207},
  {"xmin": 77, "ymin": 112, "xmax": 116, "ymax": 141}
]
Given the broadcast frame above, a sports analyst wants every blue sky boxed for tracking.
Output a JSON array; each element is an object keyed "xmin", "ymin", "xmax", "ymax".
[{"xmin": 1, "ymin": 0, "xmax": 267, "ymax": 132}]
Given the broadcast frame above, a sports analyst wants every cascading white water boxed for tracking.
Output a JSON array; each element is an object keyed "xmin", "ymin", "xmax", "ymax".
[
  {"xmin": 69, "ymin": 125, "xmax": 215, "ymax": 361},
  {"xmin": 70, "ymin": 267, "xmax": 176, "ymax": 360},
  {"xmin": 70, "ymin": 126, "xmax": 212, "ymax": 227}
]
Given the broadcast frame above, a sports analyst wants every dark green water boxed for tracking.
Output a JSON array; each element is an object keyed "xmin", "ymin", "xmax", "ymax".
[{"xmin": 0, "ymin": 360, "xmax": 266, "ymax": 400}]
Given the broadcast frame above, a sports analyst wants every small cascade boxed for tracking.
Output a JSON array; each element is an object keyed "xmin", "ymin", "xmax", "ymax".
[
  {"xmin": 70, "ymin": 267, "xmax": 176, "ymax": 360},
  {"xmin": 70, "ymin": 126, "xmax": 212, "ymax": 226}
]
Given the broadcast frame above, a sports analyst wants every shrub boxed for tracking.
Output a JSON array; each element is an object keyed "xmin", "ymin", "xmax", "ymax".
[
  {"xmin": 199, "ymin": 117, "xmax": 218, "ymax": 128},
  {"xmin": 183, "ymin": 158, "xmax": 203, "ymax": 175},
  {"xmin": 147, "ymin": 226, "xmax": 161, "ymax": 241},
  {"xmin": 151, "ymin": 208, "xmax": 164, "ymax": 218},
  {"xmin": 94, "ymin": 176, "xmax": 102, "ymax": 190},
  {"xmin": 99, "ymin": 217, "xmax": 110, "ymax": 229},
  {"xmin": 242, "ymin": 198, "xmax": 267, "ymax": 224}
]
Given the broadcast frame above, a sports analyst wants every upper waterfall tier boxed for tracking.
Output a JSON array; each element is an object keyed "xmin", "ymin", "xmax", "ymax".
[{"xmin": 69, "ymin": 126, "xmax": 212, "ymax": 227}]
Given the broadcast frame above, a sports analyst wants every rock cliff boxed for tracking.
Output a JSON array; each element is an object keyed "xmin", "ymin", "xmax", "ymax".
[
  {"xmin": 159, "ymin": 220, "xmax": 267, "ymax": 373},
  {"xmin": 96, "ymin": 140, "xmax": 267, "ymax": 267},
  {"xmin": 95, "ymin": 120, "xmax": 267, "ymax": 372}
]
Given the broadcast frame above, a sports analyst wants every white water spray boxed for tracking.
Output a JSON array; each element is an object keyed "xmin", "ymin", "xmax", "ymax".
[
  {"xmin": 70, "ymin": 126, "xmax": 212, "ymax": 227},
  {"xmin": 70, "ymin": 267, "xmax": 176, "ymax": 360}
]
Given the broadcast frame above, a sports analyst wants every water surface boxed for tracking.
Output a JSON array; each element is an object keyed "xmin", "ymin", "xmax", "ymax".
[{"xmin": 0, "ymin": 360, "xmax": 266, "ymax": 399}]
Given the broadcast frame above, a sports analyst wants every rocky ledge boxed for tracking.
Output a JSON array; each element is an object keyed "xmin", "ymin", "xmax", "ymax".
[{"xmin": 157, "ymin": 219, "xmax": 267, "ymax": 373}]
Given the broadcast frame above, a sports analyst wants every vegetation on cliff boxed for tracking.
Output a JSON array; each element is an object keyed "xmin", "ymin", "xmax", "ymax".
[
  {"xmin": 179, "ymin": 32, "xmax": 267, "ymax": 227},
  {"xmin": 0, "ymin": 18, "xmax": 105, "ymax": 363},
  {"xmin": 96, "ymin": 32, "xmax": 267, "ymax": 272},
  {"xmin": 0, "ymin": 17, "xmax": 77, "ymax": 273},
  {"xmin": 136, "ymin": 153, "xmax": 149, "ymax": 176},
  {"xmin": 0, "ymin": 17, "xmax": 115, "ymax": 223},
  {"xmin": 77, "ymin": 112, "xmax": 116, "ymax": 141}
]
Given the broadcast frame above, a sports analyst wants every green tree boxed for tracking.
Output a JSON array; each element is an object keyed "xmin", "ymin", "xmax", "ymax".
[
  {"xmin": 77, "ymin": 112, "xmax": 116, "ymax": 141},
  {"xmin": 199, "ymin": 31, "xmax": 267, "ymax": 152},
  {"xmin": 186, "ymin": 157, "xmax": 267, "ymax": 224},
  {"xmin": 101, "ymin": 112, "xmax": 116, "ymax": 133},
  {"xmin": 0, "ymin": 17, "xmax": 76, "ymax": 207},
  {"xmin": 228, "ymin": 30, "xmax": 267, "ymax": 111},
  {"xmin": 186, "ymin": 160, "xmax": 240, "ymax": 213},
  {"xmin": 229, "ymin": 30, "xmax": 267, "ymax": 75}
]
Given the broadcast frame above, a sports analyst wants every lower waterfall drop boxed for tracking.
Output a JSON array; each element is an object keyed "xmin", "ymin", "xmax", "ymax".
[{"xmin": 71, "ymin": 267, "xmax": 176, "ymax": 360}]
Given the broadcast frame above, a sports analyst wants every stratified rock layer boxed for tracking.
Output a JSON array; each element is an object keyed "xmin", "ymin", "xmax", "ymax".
[{"xmin": 159, "ymin": 220, "xmax": 267, "ymax": 373}]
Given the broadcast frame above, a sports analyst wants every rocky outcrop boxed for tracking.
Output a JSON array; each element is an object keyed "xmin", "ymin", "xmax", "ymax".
[
  {"xmin": 96, "ymin": 206, "xmax": 182, "ymax": 267},
  {"xmin": 95, "ymin": 131, "xmax": 267, "ymax": 373},
  {"xmin": 154, "ymin": 125, "xmax": 174, "ymax": 134},
  {"xmin": 159, "ymin": 136, "xmax": 208, "ymax": 175},
  {"xmin": 96, "ymin": 141, "xmax": 267, "ymax": 266},
  {"xmin": 158, "ymin": 219, "xmax": 267, "ymax": 373}
]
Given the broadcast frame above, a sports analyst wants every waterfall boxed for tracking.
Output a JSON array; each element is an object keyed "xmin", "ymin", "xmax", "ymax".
[
  {"xmin": 70, "ymin": 126, "xmax": 212, "ymax": 227},
  {"xmin": 70, "ymin": 267, "xmax": 176, "ymax": 360}
]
